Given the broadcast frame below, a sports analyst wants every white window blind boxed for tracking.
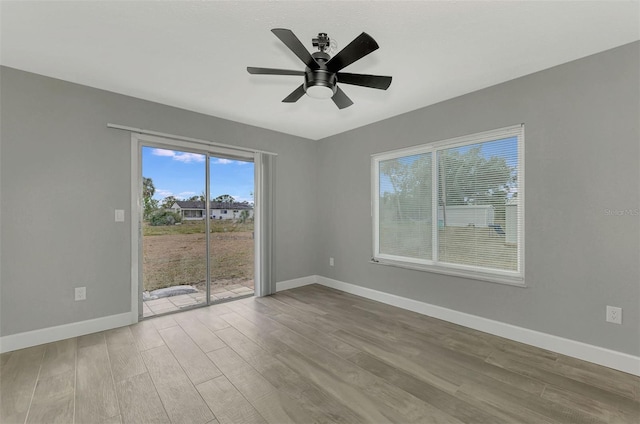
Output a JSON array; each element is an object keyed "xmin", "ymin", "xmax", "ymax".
[
  {"xmin": 378, "ymin": 152, "xmax": 433, "ymax": 263},
  {"xmin": 373, "ymin": 125, "xmax": 524, "ymax": 285}
]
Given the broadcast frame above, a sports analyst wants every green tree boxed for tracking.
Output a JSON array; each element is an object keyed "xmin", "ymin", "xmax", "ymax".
[
  {"xmin": 238, "ymin": 209, "xmax": 250, "ymax": 223},
  {"xmin": 148, "ymin": 209, "xmax": 182, "ymax": 226},
  {"xmin": 407, "ymin": 154, "xmax": 432, "ymax": 220},
  {"xmin": 213, "ymin": 194, "xmax": 235, "ymax": 204},
  {"xmin": 160, "ymin": 195, "xmax": 178, "ymax": 209},
  {"xmin": 380, "ymin": 159, "xmax": 410, "ymax": 220},
  {"xmin": 380, "ymin": 155, "xmax": 433, "ymax": 221},
  {"xmin": 439, "ymin": 147, "xmax": 512, "ymax": 224},
  {"xmin": 142, "ymin": 177, "xmax": 159, "ymax": 220}
]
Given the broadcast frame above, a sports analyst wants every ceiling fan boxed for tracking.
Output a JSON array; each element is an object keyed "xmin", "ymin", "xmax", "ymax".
[{"xmin": 247, "ymin": 29, "xmax": 392, "ymax": 109}]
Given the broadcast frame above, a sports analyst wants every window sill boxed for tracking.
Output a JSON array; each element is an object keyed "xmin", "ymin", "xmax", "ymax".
[{"xmin": 370, "ymin": 258, "xmax": 526, "ymax": 287}]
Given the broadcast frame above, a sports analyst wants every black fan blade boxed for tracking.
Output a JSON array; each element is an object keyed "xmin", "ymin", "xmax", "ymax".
[
  {"xmin": 282, "ymin": 84, "xmax": 306, "ymax": 103},
  {"xmin": 336, "ymin": 72, "xmax": 392, "ymax": 90},
  {"xmin": 326, "ymin": 32, "xmax": 379, "ymax": 73},
  {"xmin": 331, "ymin": 86, "xmax": 354, "ymax": 109},
  {"xmin": 247, "ymin": 67, "xmax": 305, "ymax": 76},
  {"xmin": 271, "ymin": 28, "xmax": 320, "ymax": 70}
]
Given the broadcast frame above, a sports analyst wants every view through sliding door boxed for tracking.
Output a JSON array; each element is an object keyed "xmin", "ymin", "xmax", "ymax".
[
  {"xmin": 208, "ymin": 155, "xmax": 255, "ymax": 302},
  {"xmin": 140, "ymin": 143, "xmax": 255, "ymax": 318}
]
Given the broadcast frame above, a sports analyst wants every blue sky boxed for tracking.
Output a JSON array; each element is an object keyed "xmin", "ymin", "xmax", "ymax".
[
  {"xmin": 142, "ymin": 147, "xmax": 254, "ymax": 204},
  {"xmin": 379, "ymin": 136, "xmax": 519, "ymax": 197},
  {"xmin": 450, "ymin": 136, "xmax": 518, "ymax": 168}
]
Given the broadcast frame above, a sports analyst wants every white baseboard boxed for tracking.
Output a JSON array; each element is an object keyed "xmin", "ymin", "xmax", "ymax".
[
  {"xmin": 1, "ymin": 276, "xmax": 317, "ymax": 353},
  {"xmin": 5, "ymin": 277, "xmax": 637, "ymax": 376},
  {"xmin": 314, "ymin": 276, "xmax": 640, "ymax": 376},
  {"xmin": 0, "ymin": 312, "xmax": 135, "ymax": 354},
  {"xmin": 276, "ymin": 275, "xmax": 318, "ymax": 292}
]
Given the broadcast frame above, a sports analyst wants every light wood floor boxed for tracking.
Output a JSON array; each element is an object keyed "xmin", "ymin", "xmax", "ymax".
[{"xmin": 1, "ymin": 284, "xmax": 638, "ymax": 424}]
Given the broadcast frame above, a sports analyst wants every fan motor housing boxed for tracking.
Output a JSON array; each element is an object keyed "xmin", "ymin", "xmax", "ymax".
[
  {"xmin": 304, "ymin": 69, "xmax": 337, "ymax": 97},
  {"xmin": 305, "ymin": 51, "xmax": 336, "ymax": 98}
]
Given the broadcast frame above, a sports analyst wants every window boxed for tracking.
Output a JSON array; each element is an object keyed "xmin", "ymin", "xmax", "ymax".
[{"xmin": 372, "ymin": 125, "xmax": 524, "ymax": 285}]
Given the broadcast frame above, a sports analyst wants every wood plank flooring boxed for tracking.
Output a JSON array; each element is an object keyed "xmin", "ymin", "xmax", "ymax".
[{"xmin": 1, "ymin": 284, "xmax": 638, "ymax": 424}]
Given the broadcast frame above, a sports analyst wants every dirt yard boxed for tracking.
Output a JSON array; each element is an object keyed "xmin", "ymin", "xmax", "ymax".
[{"xmin": 143, "ymin": 224, "xmax": 254, "ymax": 292}]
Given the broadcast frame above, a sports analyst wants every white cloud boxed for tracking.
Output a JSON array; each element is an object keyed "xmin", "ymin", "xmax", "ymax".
[
  {"xmin": 174, "ymin": 153, "xmax": 205, "ymax": 163},
  {"xmin": 151, "ymin": 149, "xmax": 174, "ymax": 157},
  {"xmin": 155, "ymin": 189, "xmax": 174, "ymax": 198},
  {"xmin": 214, "ymin": 158, "xmax": 234, "ymax": 165},
  {"xmin": 232, "ymin": 195, "xmax": 254, "ymax": 204},
  {"xmin": 178, "ymin": 191, "xmax": 197, "ymax": 198},
  {"xmin": 152, "ymin": 148, "xmax": 205, "ymax": 163}
]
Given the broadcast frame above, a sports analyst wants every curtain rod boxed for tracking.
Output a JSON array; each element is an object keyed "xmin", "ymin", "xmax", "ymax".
[{"xmin": 107, "ymin": 123, "xmax": 277, "ymax": 156}]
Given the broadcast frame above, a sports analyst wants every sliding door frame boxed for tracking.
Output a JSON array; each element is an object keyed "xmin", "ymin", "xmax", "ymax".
[{"xmin": 130, "ymin": 133, "xmax": 260, "ymax": 321}]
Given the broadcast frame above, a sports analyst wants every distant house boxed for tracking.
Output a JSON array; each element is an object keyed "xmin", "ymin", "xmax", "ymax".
[
  {"xmin": 169, "ymin": 201, "xmax": 205, "ymax": 220},
  {"xmin": 170, "ymin": 200, "xmax": 254, "ymax": 221}
]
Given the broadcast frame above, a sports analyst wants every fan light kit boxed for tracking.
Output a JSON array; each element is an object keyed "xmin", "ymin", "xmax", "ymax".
[
  {"xmin": 248, "ymin": 29, "xmax": 392, "ymax": 109},
  {"xmin": 306, "ymin": 85, "xmax": 334, "ymax": 99}
]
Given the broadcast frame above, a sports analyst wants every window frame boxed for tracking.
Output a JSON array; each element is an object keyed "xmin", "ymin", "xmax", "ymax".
[{"xmin": 371, "ymin": 125, "xmax": 525, "ymax": 286}]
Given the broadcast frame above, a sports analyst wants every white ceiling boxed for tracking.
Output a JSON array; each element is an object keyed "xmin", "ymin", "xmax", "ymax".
[{"xmin": 1, "ymin": 1, "xmax": 638, "ymax": 140}]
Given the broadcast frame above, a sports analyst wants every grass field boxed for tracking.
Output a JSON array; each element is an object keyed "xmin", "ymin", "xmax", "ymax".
[
  {"xmin": 145, "ymin": 219, "xmax": 516, "ymax": 293},
  {"xmin": 380, "ymin": 222, "xmax": 517, "ymax": 271},
  {"xmin": 143, "ymin": 220, "xmax": 254, "ymax": 292}
]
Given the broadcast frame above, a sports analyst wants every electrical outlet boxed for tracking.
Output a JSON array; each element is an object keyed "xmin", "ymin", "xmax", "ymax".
[
  {"xmin": 75, "ymin": 287, "xmax": 86, "ymax": 301},
  {"xmin": 606, "ymin": 306, "xmax": 622, "ymax": 324},
  {"xmin": 329, "ymin": 257, "xmax": 335, "ymax": 267}
]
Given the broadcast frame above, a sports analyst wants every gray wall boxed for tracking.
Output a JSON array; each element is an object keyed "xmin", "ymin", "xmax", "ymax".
[
  {"xmin": 316, "ymin": 42, "xmax": 640, "ymax": 355},
  {"xmin": 0, "ymin": 67, "xmax": 317, "ymax": 336},
  {"xmin": 2, "ymin": 42, "xmax": 638, "ymax": 357}
]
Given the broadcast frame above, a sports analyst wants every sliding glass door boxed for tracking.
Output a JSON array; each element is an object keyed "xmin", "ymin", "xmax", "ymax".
[
  {"xmin": 208, "ymin": 156, "xmax": 255, "ymax": 301},
  {"xmin": 138, "ymin": 143, "xmax": 255, "ymax": 318}
]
